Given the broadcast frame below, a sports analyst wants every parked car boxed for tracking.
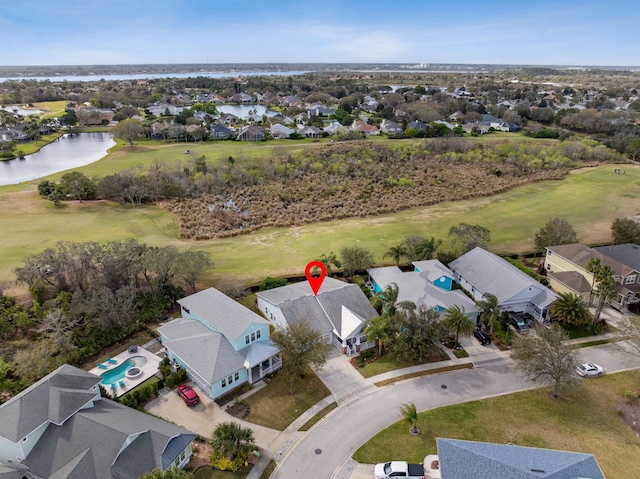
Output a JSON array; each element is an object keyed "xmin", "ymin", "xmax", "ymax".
[
  {"xmin": 374, "ymin": 461, "xmax": 424, "ymax": 479},
  {"xmin": 509, "ymin": 313, "xmax": 528, "ymax": 331},
  {"xmin": 177, "ymin": 384, "xmax": 200, "ymax": 406},
  {"xmin": 576, "ymin": 363, "xmax": 604, "ymax": 377},
  {"xmin": 473, "ymin": 328, "xmax": 491, "ymax": 345}
]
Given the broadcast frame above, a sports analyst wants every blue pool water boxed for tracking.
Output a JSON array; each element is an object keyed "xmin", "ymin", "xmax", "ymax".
[{"xmin": 100, "ymin": 356, "xmax": 148, "ymax": 385}]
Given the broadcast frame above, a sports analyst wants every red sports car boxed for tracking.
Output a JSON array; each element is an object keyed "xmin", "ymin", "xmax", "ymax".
[{"xmin": 177, "ymin": 384, "xmax": 200, "ymax": 406}]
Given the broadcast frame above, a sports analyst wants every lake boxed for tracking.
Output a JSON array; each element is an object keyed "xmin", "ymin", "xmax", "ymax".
[
  {"xmin": 0, "ymin": 71, "xmax": 309, "ymax": 83},
  {"xmin": 216, "ymin": 104, "xmax": 279, "ymax": 117},
  {"xmin": 0, "ymin": 132, "xmax": 115, "ymax": 186}
]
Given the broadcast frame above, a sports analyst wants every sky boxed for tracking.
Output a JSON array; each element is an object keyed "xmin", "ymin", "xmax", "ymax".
[{"xmin": 2, "ymin": 0, "xmax": 639, "ymax": 67}]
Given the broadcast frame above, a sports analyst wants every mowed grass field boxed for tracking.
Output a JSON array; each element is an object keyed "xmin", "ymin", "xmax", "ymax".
[
  {"xmin": 353, "ymin": 371, "xmax": 640, "ymax": 479},
  {"xmin": 1, "ymin": 134, "xmax": 639, "ymax": 291}
]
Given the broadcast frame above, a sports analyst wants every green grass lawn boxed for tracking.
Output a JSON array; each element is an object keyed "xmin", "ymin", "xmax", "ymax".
[
  {"xmin": 353, "ymin": 371, "xmax": 640, "ymax": 479},
  {"xmin": 242, "ymin": 369, "xmax": 330, "ymax": 430},
  {"xmin": 356, "ymin": 349, "xmax": 450, "ymax": 378},
  {"xmin": 1, "ymin": 152, "xmax": 639, "ymax": 291}
]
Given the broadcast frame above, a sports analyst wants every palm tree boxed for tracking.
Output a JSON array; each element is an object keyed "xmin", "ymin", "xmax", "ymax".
[
  {"xmin": 370, "ymin": 283, "xmax": 400, "ymax": 316},
  {"xmin": 384, "ymin": 244, "xmax": 408, "ymax": 266},
  {"xmin": 442, "ymin": 305, "xmax": 475, "ymax": 348},
  {"xmin": 316, "ymin": 251, "xmax": 341, "ymax": 276},
  {"xmin": 211, "ymin": 421, "xmax": 255, "ymax": 461},
  {"xmin": 587, "ymin": 258, "xmax": 616, "ymax": 322},
  {"xmin": 415, "ymin": 237, "xmax": 443, "ymax": 260},
  {"xmin": 364, "ymin": 315, "xmax": 389, "ymax": 356},
  {"xmin": 400, "ymin": 402, "xmax": 419, "ymax": 435},
  {"xmin": 475, "ymin": 293, "xmax": 500, "ymax": 334},
  {"xmin": 550, "ymin": 292, "xmax": 591, "ymax": 326}
]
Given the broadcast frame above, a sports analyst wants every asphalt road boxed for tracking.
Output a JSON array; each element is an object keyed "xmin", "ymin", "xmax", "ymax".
[{"xmin": 273, "ymin": 342, "xmax": 636, "ymax": 479}]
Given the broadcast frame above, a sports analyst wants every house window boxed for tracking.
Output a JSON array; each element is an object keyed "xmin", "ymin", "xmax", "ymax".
[
  {"xmin": 251, "ymin": 332, "xmax": 256, "ymax": 341},
  {"xmin": 546, "ymin": 263, "xmax": 551, "ymax": 271},
  {"xmin": 626, "ymin": 275, "xmax": 636, "ymax": 284},
  {"xmin": 234, "ymin": 372, "xmax": 239, "ymax": 381},
  {"xmin": 228, "ymin": 375, "xmax": 233, "ymax": 384},
  {"xmin": 256, "ymin": 330, "xmax": 261, "ymax": 339},
  {"xmin": 245, "ymin": 335, "xmax": 250, "ymax": 345},
  {"xmin": 547, "ymin": 250, "xmax": 552, "ymax": 256},
  {"xmin": 359, "ymin": 335, "xmax": 367, "ymax": 344},
  {"xmin": 221, "ymin": 379, "xmax": 227, "ymax": 387}
]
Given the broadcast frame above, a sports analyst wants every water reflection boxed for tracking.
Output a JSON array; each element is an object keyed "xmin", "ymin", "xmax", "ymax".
[{"xmin": 0, "ymin": 132, "xmax": 115, "ymax": 186}]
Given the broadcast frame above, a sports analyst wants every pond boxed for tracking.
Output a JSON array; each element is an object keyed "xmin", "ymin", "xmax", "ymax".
[
  {"xmin": 0, "ymin": 132, "xmax": 115, "ymax": 186},
  {"xmin": 1, "ymin": 105, "xmax": 44, "ymax": 116},
  {"xmin": 216, "ymin": 104, "xmax": 278, "ymax": 118}
]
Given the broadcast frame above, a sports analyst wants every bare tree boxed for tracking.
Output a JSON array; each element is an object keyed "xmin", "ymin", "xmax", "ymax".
[
  {"xmin": 38, "ymin": 307, "xmax": 79, "ymax": 353},
  {"xmin": 615, "ymin": 316, "xmax": 640, "ymax": 361},
  {"xmin": 511, "ymin": 324, "xmax": 580, "ymax": 398}
]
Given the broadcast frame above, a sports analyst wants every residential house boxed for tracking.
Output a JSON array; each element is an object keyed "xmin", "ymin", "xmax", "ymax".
[
  {"xmin": 480, "ymin": 114, "xmax": 521, "ymax": 132},
  {"xmin": 323, "ymin": 120, "xmax": 349, "ymax": 136},
  {"xmin": 433, "ymin": 438, "xmax": 604, "ymax": 479},
  {"xmin": 0, "ymin": 127, "xmax": 30, "ymax": 143},
  {"xmin": 544, "ymin": 243, "xmax": 640, "ymax": 310},
  {"xmin": 218, "ymin": 113, "xmax": 239, "ymax": 125},
  {"xmin": 256, "ymin": 277, "xmax": 378, "ymax": 355},
  {"xmin": 237, "ymin": 125, "xmax": 265, "ymax": 141},
  {"xmin": 307, "ymin": 106, "xmax": 336, "ymax": 117},
  {"xmin": 380, "ymin": 119, "xmax": 403, "ymax": 135},
  {"xmin": 449, "ymin": 247, "xmax": 557, "ymax": 321},
  {"xmin": 448, "ymin": 111, "xmax": 465, "ymax": 123},
  {"xmin": 462, "ymin": 123, "xmax": 490, "ymax": 134},
  {"xmin": 75, "ymin": 106, "xmax": 115, "ymax": 125},
  {"xmin": 298, "ymin": 125, "xmax": 322, "ymax": 138},
  {"xmin": 407, "ymin": 120, "xmax": 427, "ymax": 131},
  {"xmin": 367, "ymin": 260, "xmax": 479, "ymax": 320},
  {"xmin": 210, "ymin": 124, "xmax": 235, "ymax": 140},
  {"xmin": 159, "ymin": 287, "xmax": 281, "ymax": 399},
  {"xmin": 228, "ymin": 92, "xmax": 253, "ymax": 103},
  {"xmin": 147, "ymin": 103, "xmax": 183, "ymax": 117},
  {"xmin": 0, "ymin": 364, "xmax": 196, "ymax": 479},
  {"xmin": 244, "ymin": 112, "xmax": 263, "ymax": 123},
  {"xmin": 350, "ymin": 119, "xmax": 380, "ymax": 136},
  {"xmin": 211, "ymin": 94, "xmax": 227, "ymax": 103},
  {"xmin": 270, "ymin": 123, "xmax": 295, "ymax": 139}
]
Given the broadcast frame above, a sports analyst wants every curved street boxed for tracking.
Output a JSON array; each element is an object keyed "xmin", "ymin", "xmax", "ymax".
[{"xmin": 272, "ymin": 340, "xmax": 636, "ymax": 479}]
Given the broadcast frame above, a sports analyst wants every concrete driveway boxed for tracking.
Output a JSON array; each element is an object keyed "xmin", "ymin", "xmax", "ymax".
[{"xmin": 144, "ymin": 384, "xmax": 281, "ymax": 448}]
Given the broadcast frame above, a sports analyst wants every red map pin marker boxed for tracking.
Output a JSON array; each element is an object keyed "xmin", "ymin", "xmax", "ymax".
[{"xmin": 305, "ymin": 261, "xmax": 327, "ymax": 296}]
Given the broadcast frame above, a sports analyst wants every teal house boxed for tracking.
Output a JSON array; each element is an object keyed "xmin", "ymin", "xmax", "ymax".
[{"xmin": 159, "ymin": 288, "xmax": 281, "ymax": 399}]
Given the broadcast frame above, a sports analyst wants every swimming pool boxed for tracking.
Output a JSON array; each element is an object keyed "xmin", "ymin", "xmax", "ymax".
[{"xmin": 100, "ymin": 356, "xmax": 148, "ymax": 385}]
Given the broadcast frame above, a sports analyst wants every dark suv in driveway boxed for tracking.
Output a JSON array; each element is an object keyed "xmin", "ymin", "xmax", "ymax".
[{"xmin": 473, "ymin": 328, "xmax": 491, "ymax": 345}]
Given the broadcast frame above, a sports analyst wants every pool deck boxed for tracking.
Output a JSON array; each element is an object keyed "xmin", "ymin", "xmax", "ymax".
[{"xmin": 89, "ymin": 346, "xmax": 162, "ymax": 398}]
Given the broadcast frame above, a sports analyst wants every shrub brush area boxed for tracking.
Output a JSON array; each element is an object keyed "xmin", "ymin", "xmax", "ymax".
[{"xmin": 163, "ymin": 139, "xmax": 604, "ymax": 239}]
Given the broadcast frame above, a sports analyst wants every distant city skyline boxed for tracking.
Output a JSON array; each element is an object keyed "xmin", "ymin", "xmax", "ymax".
[{"xmin": 3, "ymin": 0, "xmax": 639, "ymax": 67}]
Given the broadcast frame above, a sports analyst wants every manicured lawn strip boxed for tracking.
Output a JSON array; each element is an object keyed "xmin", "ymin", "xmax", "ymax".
[
  {"xmin": 0, "ymin": 132, "xmax": 65, "ymax": 160},
  {"xmin": 373, "ymin": 363, "xmax": 473, "ymax": 387},
  {"xmin": 238, "ymin": 293, "xmax": 262, "ymax": 316},
  {"xmin": 33, "ymin": 101, "xmax": 68, "ymax": 118},
  {"xmin": 258, "ymin": 460, "xmax": 276, "ymax": 479},
  {"xmin": 193, "ymin": 466, "xmax": 252, "ymax": 478},
  {"xmin": 354, "ymin": 371, "xmax": 640, "ymax": 479},
  {"xmin": 1, "ymin": 164, "xmax": 639, "ymax": 289},
  {"xmin": 242, "ymin": 370, "xmax": 331, "ymax": 431},
  {"xmin": 298, "ymin": 402, "xmax": 338, "ymax": 431},
  {"xmin": 119, "ymin": 375, "xmax": 161, "ymax": 399},
  {"xmin": 357, "ymin": 350, "xmax": 450, "ymax": 378}
]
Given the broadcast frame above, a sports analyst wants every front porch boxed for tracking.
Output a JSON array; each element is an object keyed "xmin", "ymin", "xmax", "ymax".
[
  {"xmin": 332, "ymin": 332, "xmax": 376, "ymax": 356},
  {"xmin": 244, "ymin": 340, "xmax": 282, "ymax": 383}
]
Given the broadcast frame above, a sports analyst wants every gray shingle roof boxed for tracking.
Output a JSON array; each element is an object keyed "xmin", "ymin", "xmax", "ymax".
[
  {"xmin": 160, "ymin": 317, "xmax": 246, "ymax": 385},
  {"xmin": 0, "ymin": 364, "xmax": 101, "ymax": 442},
  {"xmin": 549, "ymin": 271, "xmax": 591, "ymax": 293},
  {"xmin": 257, "ymin": 277, "xmax": 377, "ymax": 339},
  {"xmin": 449, "ymin": 247, "xmax": 557, "ymax": 308},
  {"xmin": 22, "ymin": 398, "xmax": 195, "ymax": 479},
  {"xmin": 593, "ymin": 243, "xmax": 640, "ymax": 272},
  {"xmin": 547, "ymin": 243, "xmax": 635, "ymax": 277},
  {"xmin": 437, "ymin": 438, "xmax": 605, "ymax": 479},
  {"xmin": 178, "ymin": 287, "xmax": 269, "ymax": 342}
]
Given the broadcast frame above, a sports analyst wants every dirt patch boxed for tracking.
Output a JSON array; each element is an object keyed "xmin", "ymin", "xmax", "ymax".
[
  {"xmin": 618, "ymin": 400, "xmax": 640, "ymax": 436},
  {"xmin": 188, "ymin": 438, "xmax": 213, "ymax": 471},
  {"xmin": 225, "ymin": 401, "xmax": 251, "ymax": 420}
]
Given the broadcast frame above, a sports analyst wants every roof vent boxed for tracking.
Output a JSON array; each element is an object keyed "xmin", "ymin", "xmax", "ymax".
[{"xmin": 531, "ymin": 469, "xmax": 546, "ymax": 474}]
